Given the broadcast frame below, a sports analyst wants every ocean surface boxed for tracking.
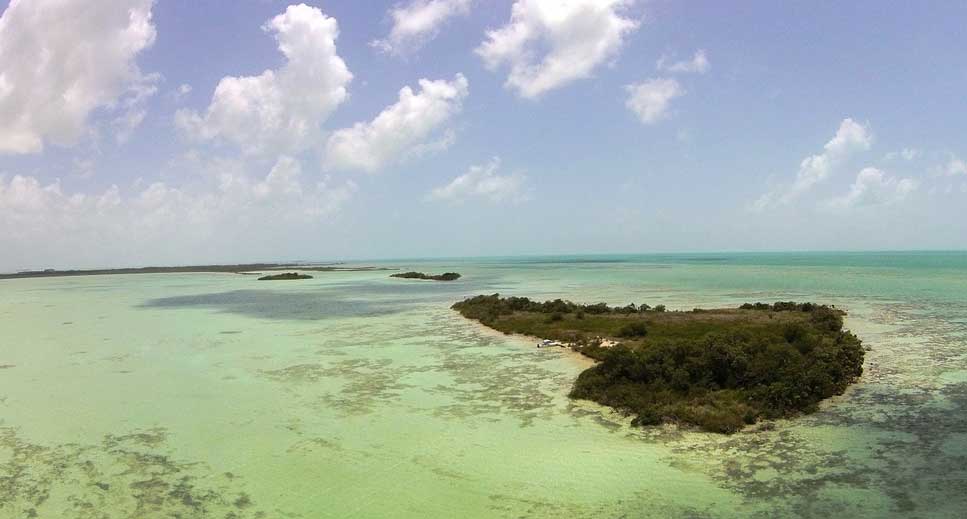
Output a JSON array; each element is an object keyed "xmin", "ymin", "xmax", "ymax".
[{"xmin": 1, "ymin": 252, "xmax": 965, "ymax": 518}]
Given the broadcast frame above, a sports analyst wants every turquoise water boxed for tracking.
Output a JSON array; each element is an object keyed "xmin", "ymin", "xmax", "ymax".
[{"xmin": 1, "ymin": 252, "xmax": 965, "ymax": 518}]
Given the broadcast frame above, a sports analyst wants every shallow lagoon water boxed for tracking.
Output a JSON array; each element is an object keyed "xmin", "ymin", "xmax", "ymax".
[{"xmin": 1, "ymin": 253, "xmax": 965, "ymax": 518}]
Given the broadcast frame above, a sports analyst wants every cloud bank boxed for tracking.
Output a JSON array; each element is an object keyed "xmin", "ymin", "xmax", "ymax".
[{"xmin": 0, "ymin": 157, "xmax": 355, "ymax": 269}]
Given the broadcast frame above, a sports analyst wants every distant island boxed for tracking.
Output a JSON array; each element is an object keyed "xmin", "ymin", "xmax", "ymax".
[
  {"xmin": 452, "ymin": 295, "xmax": 864, "ymax": 433},
  {"xmin": 390, "ymin": 271, "xmax": 461, "ymax": 281},
  {"xmin": 0, "ymin": 263, "xmax": 393, "ymax": 280},
  {"xmin": 257, "ymin": 272, "xmax": 313, "ymax": 281}
]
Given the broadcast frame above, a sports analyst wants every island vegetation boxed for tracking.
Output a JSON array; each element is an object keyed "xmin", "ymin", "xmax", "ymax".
[
  {"xmin": 451, "ymin": 295, "xmax": 864, "ymax": 433},
  {"xmin": 257, "ymin": 272, "xmax": 313, "ymax": 281},
  {"xmin": 390, "ymin": 271, "xmax": 461, "ymax": 281}
]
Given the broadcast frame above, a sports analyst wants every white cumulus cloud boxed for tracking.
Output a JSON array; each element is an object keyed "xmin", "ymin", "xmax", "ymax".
[
  {"xmin": 429, "ymin": 158, "xmax": 528, "ymax": 203},
  {"xmin": 476, "ymin": 0, "xmax": 639, "ymax": 98},
  {"xmin": 176, "ymin": 4, "xmax": 352, "ymax": 155},
  {"xmin": 826, "ymin": 167, "xmax": 918, "ymax": 209},
  {"xmin": 112, "ymin": 73, "xmax": 160, "ymax": 144},
  {"xmin": 0, "ymin": 0, "xmax": 158, "ymax": 154},
  {"xmin": 944, "ymin": 156, "xmax": 967, "ymax": 176},
  {"xmin": 625, "ymin": 78, "xmax": 683, "ymax": 124},
  {"xmin": 372, "ymin": 0, "xmax": 472, "ymax": 55},
  {"xmin": 884, "ymin": 148, "xmax": 920, "ymax": 161},
  {"xmin": 657, "ymin": 49, "xmax": 709, "ymax": 74},
  {"xmin": 325, "ymin": 74, "xmax": 469, "ymax": 173},
  {"xmin": 754, "ymin": 118, "xmax": 872, "ymax": 210}
]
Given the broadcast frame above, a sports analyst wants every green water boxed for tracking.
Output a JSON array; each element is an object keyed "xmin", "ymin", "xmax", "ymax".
[{"xmin": 1, "ymin": 252, "xmax": 965, "ymax": 518}]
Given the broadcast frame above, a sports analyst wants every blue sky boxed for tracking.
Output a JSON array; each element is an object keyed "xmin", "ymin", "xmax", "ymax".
[{"xmin": 1, "ymin": 0, "xmax": 965, "ymax": 270}]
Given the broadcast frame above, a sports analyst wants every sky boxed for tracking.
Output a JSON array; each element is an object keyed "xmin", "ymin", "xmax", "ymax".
[{"xmin": 1, "ymin": 0, "xmax": 966, "ymax": 271}]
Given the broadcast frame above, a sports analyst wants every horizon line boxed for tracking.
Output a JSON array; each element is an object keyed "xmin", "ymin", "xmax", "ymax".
[{"xmin": 5, "ymin": 248, "xmax": 967, "ymax": 276}]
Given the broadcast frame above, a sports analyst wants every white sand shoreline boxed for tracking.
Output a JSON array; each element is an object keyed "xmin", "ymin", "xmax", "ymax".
[{"xmin": 458, "ymin": 311, "xmax": 597, "ymax": 369}]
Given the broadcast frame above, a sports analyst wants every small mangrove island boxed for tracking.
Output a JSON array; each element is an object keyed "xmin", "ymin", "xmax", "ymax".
[
  {"xmin": 257, "ymin": 272, "xmax": 313, "ymax": 281},
  {"xmin": 390, "ymin": 271, "xmax": 461, "ymax": 281},
  {"xmin": 452, "ymin": 295, "xmax": 864, "ymax": 433}
]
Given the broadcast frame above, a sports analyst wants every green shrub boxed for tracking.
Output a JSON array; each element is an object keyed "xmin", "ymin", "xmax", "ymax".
[{"xmin": 617, "ymin": 322, "xmax": 648, "ymax": 338}]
